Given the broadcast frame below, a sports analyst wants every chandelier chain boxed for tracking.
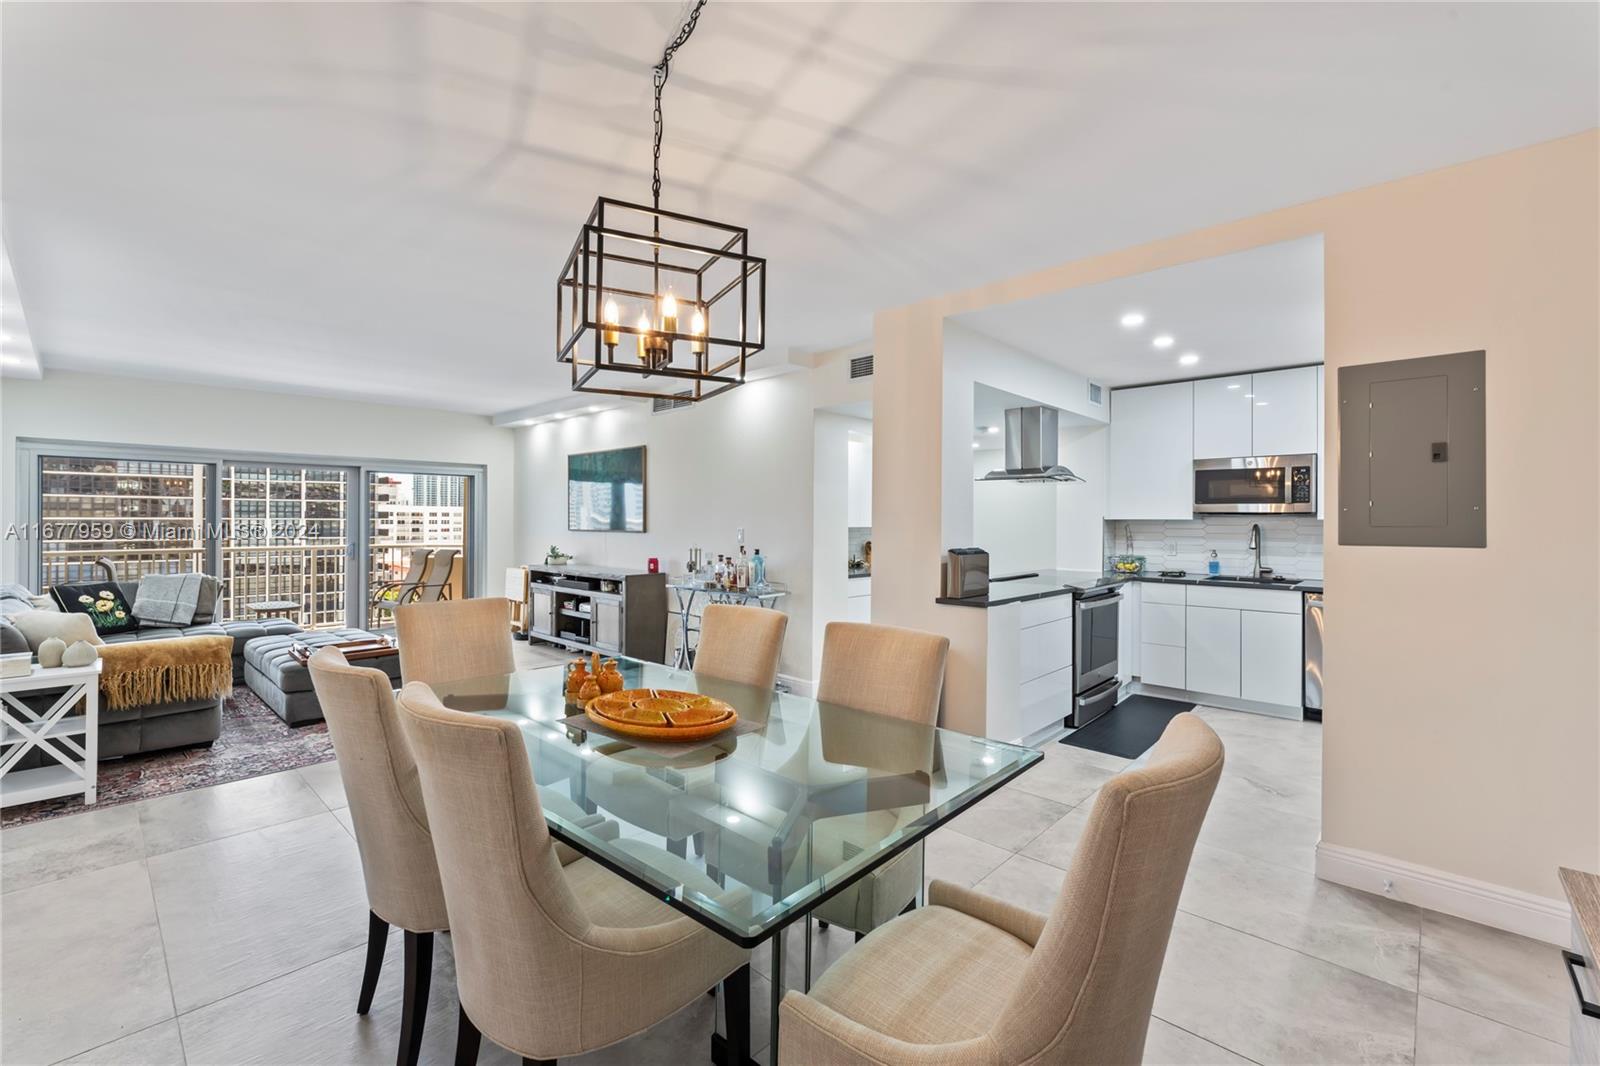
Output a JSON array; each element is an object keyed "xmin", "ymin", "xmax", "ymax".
[{"xmin": 652, "ymin": 0, "xmax": 708, "ymax": 211}]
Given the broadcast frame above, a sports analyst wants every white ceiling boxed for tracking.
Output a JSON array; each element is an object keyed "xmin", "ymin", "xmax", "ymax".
[
  {"xmin": 3, "ymin": 3, "xmax": 1594, "ymax": 413},
  {"xmin": 954, "ymin": 235, "xmax": 1324, "ymax": 387}
]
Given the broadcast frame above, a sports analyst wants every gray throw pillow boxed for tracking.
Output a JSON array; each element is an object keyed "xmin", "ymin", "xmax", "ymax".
[{"xmin": 0, "ymin": 618, "xmax": 28, "ymax": 656}]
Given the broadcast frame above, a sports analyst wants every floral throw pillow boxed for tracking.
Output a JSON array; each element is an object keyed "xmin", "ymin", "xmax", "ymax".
[{"xmin": 48, "ymin": 582, "xmax": 139, "ymax": 635}]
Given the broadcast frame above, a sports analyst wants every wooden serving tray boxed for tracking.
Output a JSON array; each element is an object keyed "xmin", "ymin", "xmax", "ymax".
[
  {"xmin": 290, "ymin": 639, "xmax": 395, "ymax": 666},
  {"xmin": 584, "ymin": 688, "xmax": 739, "ymax": 743}
]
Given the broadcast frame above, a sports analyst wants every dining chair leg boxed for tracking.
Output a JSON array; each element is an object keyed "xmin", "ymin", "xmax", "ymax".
[
  {"xmin": 356, "ymin": 911, "xmax": 388, "ymax": 1015},
  {"xmin": 692, "ymin": 831, "xmax": 705, "ymax": 857},
  {"xmin": 454, "ymin": 1005, "xmax": 482, "ymax": 1066},
  {"xmin": 711, "ymin": 963, "xmax": 751, "ymax": 1066},
  {"xmin": 667, "ymin": 836, "xmax": 687, "ymax": 858},
  {"xmin": 397, "ymin": 930, "xmax": 433, "ymax": 1066}
]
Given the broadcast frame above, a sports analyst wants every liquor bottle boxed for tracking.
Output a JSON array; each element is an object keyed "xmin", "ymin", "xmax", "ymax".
[
  {"xmin": 750, "ymin": 548, "xmax": 766, "ymax": 589},
  {"xmin": 736, "ymin": 546, "xmax": 749, "ymax": 590}
]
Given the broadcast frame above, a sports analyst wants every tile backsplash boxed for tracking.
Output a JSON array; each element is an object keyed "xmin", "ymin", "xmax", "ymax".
[
  {"xmin": 1104, "ymin": 516, "xmax": 1324, "ymax": 580},
  {"xmin": 848, "ymin": 526, "xmax": 872, "ymax": 570}
]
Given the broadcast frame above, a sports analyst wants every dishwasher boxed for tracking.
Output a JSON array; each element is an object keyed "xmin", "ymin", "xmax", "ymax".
[{"xmin": 1303, "ymin": 592, "xmax": 1323, "ymax": 721}]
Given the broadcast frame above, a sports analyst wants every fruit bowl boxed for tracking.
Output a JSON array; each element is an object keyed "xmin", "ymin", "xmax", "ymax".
[{"xmin": 585, "ymin": 688, "xmax": 739, "ymax": 742}]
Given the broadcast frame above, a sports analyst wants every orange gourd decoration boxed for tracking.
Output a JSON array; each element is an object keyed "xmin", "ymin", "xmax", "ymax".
[
  {"xmin": 599, "ymin": 659, "xmax": 624, "ymax": 694},
  {"xmin": 577, "ymin": 675, "xmax": 602, "ymax": 703}
]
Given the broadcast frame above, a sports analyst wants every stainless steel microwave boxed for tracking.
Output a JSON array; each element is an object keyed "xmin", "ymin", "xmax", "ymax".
[{"xmin": 1193, "ymin": 454, "xmax": 1316, "ymax": 514}]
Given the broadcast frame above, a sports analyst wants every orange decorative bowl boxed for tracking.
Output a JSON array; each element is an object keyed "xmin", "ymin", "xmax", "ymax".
[{"xmin": 585, "ymin": 688, "xmax": 739, "ymax": 743}]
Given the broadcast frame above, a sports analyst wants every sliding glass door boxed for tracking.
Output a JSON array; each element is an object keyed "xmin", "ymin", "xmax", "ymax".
[
  {"xmin": 219, "ymin": 463, "xmax": 356, "ymax": 629},
  {"xmin": 28, "ymin": 445, "xmax": 481, "ymax": 632},
  {"xmin": 366, "ymin": 471, "xmax": 470, "ymax": 628}
]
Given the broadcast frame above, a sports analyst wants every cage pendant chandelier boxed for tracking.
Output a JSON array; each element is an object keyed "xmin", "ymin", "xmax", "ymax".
[{"xmin": 555, "ymin": 0, "xmax": 765, "ymax": 402}]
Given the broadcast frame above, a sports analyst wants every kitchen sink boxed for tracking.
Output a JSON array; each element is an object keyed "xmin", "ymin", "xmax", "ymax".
[{"xmin": 1205, "ymin": 575, "xmax": 1298, "ymax": 584}]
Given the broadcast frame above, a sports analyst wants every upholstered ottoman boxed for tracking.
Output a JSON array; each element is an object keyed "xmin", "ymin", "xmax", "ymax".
[{"xmin": 243, "ymin": 629, "xmax": 401, "ymax": 725}]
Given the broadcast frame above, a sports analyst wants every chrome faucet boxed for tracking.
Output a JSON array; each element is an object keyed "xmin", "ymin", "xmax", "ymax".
[{"xmin": 1248, "ymin": 523, "xmax": 1268, "ymax": 579}]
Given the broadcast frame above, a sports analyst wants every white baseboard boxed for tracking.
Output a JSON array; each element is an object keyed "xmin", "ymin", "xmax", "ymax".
[
  {"xmin": 776, "ymin": 673, "xmax": 815, "ymax": 697},
  {"xmin": 1315, "ymin": 841, "xmax": 1571, "ymax": 945}
]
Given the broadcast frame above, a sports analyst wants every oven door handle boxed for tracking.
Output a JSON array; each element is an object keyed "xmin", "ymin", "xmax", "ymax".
[{"xmin": 1077, "ymin": 592, "xmax": 1121, "ymax": 610}]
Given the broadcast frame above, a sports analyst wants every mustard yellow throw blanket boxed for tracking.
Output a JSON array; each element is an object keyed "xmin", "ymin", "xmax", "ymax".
[{"xmin": 97, "ymin": 635, "xmax": 233, "ymax": 711}]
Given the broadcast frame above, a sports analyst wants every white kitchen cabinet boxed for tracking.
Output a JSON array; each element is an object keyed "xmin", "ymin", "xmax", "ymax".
[
  {"xmin": 846, "ymin": 438, "xmax": 872, "ymax": 527},
  {"xmin": 1193, "ymin": 375, "xmax": 1254, "ymax": 459},
  {"xmin": 1240, "ymin": 610, "xmax": 1302, "ymax": 706},
  {"xmin": 1185, "ymin": 605, "xmax": 1241, "ymax": 698},
  {"xmin": 1250, "ymin": 366, "xmax": 1319, "ymax": 456},
  {"xmin": 1141, "ymin": 602, "xmax": 1186, "ymax": 647},
  {"xmin": 846, "ymin": 576, "xmax": 871, "ymax": 623},
  {"xmin": 1108, "ymin": 381, "xmax": 1194, "ymax": 519},
  {"xmin": 1141, "ymin": 643, "xmax": 1186, "ymax": 689},
  {"xmin": 1019, "ymin": 617, "xmax": 1074, "ymax": 681},
  {"xmin": 1316, "ymin": 365, "xmax": 1325, "ymax": 518}
]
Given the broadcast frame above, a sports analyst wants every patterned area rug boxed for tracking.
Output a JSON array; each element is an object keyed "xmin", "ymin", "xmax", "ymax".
[{"xmin": 1, "ymin": 684, "xmax": 335, "ymax": 827}]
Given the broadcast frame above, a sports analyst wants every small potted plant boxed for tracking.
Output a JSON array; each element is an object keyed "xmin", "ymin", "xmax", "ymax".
[{"xmin": 546, "ymin": 545, "xmax": 573, "ymax": 566}]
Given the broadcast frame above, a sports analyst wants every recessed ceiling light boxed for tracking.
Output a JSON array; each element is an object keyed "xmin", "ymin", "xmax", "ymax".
[
  {"xmin": 725, "ymin": 814, "xmax": 742, "ymax": 825},
  {"xmin": 1178, "ymin": 352, "xmax": 1200, "ymax": 366},
  {"xmin": 1244, "ymin": 393, "xmax": 1254, "ymax": 399},
  {"xmin": 985, "ymin": 425, "xmax": 999, "ymax": 434},
  {"xmin": 1119, "ymin": 312, "xmax": 1146, "ymax": 329},
  {"xmin": 971, "ymin": 441, "xmax": 981, "ymax": 449},
  {"xmin": 1256, "ymin": 401, "xmax": 1269, "ymax": 407},
  {"xmin": 1226, "ymin": 384, "xmax": 1241, "ymax": 390},
  {"xmin": 1152, "ymin": 334, "xmax": 1175, "ymax": 350}
]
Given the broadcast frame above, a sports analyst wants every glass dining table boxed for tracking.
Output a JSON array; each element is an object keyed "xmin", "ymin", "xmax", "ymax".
[{"xmin": 429, "ymin": 654, "xmax": 1042, "ymax": 1064}]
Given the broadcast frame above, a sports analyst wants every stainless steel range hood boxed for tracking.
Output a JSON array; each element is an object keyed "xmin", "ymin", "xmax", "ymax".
[{"xmin": 976, "ymin": 405, "xmax": 1085, "ymax": 483}]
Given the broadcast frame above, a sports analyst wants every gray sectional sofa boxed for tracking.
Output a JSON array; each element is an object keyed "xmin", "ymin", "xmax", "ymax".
[{"xmin": 0, "ymin": 579, "xmax": 305, "ymax": 758}]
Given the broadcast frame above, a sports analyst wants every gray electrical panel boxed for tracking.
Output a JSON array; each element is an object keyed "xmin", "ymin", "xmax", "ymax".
[{"xmin": 1338, "ymin": 350, "xmax": 1486, "ymax": 548}]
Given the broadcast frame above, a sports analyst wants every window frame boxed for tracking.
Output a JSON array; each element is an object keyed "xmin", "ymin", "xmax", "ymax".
[{"xmin": 14, "ymin": 437, "xmax": 487, "ymax": 628}]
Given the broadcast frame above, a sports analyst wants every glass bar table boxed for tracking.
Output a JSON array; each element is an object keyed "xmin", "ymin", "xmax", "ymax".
[
  {"xmin": 666, "ymin": 579, "xmax": 789, "ymax": 669},
  {"xmin": 429, "ymin": 655, "xmax": 1041, "ymax": 1065}
]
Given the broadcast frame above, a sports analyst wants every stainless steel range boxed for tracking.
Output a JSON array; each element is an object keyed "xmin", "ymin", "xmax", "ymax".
[{"xmin": 1069, "ymin": 586, "xmax": 1121, "ymax": 728}]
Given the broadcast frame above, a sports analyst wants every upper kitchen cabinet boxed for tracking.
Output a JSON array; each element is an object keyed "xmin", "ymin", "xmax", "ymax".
[
  {"xmin": 1250, "ymin": 366, "xmax": 1319, "ymax": 455},
  {"xmin": 1108, "ymin": 380, "xmax": 1193, "ymax": 519},
  {"xmin": 1193, "ymin": 375, "xmax": 1254, "ymax": 458}
]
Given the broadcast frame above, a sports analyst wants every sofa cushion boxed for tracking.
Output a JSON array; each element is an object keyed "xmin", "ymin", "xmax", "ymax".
[
  {"xmin": 10, "ymin": 610, "xmax": 104, "ymax": 652},
  {"xmin": 245, "ymin": 629, "xmax": 400, "ymax": 695},
  {"xmin": 0, "ymin": 618, "xmax": 28, "ymax": 656},
  {"xmin": 48, "ymin": 581, "xmax": 138, "ymax": 635}
]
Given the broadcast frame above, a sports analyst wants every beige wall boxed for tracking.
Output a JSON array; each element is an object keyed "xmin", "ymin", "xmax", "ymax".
[
  {"xmin": 873, "ymin": 131, "xmax": 1599, "ymax": 901},
  {"xmin": 1, "ymin": 370, "xmax": 516, "ymax": 590}
]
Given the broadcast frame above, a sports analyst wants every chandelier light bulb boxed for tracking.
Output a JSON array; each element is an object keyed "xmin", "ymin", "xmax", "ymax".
[
  {"xmin": 602, "ymin": 299, "xmax": 620, "ymax": 348},
  {"xmin": 635, "ymin": 312, "xmax": 652, "ymax": 362},
  {"xmin": 690, "ymin": 307, "xmax": 707, "ymax": 355},
  {"xmin": 659, "ymin": 292, "xmax": 678, "ymax": 334}
]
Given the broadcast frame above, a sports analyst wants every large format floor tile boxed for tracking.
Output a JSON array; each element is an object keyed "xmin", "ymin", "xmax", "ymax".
[
  {"xmin": 1, "ymin": 802, "xmax": 145, "ymax": 894},
  {"xmin": 1177, "ymin": 841, "xmax": 1421, "ymax": 989},
  {"xmin": 1153, "ymin": 912, "xmax": 1417, "ymax": 1064},
  {"xmin": 923, "ymin": 824, "xmax": 1014, "ymax": 887},
  {"xmin": 1, "ymin": 860, "xmax": 175, "ymax": 1065},
  {"xmin": 1143, "ymin": 1017, "xmax": 1253, "ymax": 1064},
  {"xmin": 136, "ymin": 770, "xmax": 329, "ymax": 855},
  {"xmin": 972, "ymin": 853, "xmax": 1066, "ymax": 914},
  {"xmin": 1413, "ymin": 995, "xmax": 1566, "ymax": 1065},
  {"xmin": 148, "ymin": 811, "xmax": 368, "ymax": 1012},
  {"xmin": 296, "ymin": 760, "xmax": 348, "ymax": 810},
  {"xmin": 1006, "ymin": 746, "xmax": 1122, "ymax": 807},
  {"xmin": 1018, "ymin": 803, "xmax": 1093, "ymax": 869},
  {"xmin": 59, "ymin": 1020, "xmax": 186, "ymax": 1066},
  {"xmin": 1417, "ymin": 910, "xmax": 1569, "ymax": 1044},
  {"xmin": 946, "ymin": 787, "xmax": 1071, "ymax": 852},
  {"xmin": 1195, "ymin": 789, "xmax": 1322, "ymax": 874}
]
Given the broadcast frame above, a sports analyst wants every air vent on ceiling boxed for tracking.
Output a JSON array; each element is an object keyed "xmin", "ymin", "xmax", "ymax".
[
  {"xmin": 1088, "ymin": 382, "xmax": 1104, "ymax": 407},
  {"xmin": 652, "ymin": 391, "xmax": 693, "ymax": 414},
  {"xmin": 849, "ymin": 354, "xmax": 874, "ymax": 379}
]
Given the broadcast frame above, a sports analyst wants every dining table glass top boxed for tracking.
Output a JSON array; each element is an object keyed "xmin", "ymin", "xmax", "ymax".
[{"xmin": 427, "ymin": 655, "xmax": 1042, "ymax": 945}]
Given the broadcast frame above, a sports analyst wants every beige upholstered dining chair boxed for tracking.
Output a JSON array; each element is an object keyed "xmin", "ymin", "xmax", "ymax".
[
  {"xmin": 694, "ymin": 603, "xmax": 788, "ymax": 689},
  {"xmin": 780, "ymin": 713, "xmax": 1225, "ymax": 1065},
  {"xmin": 811, "ymin": 621, "xmax": 950, "ymax": 938},
  {"xmin": 306, "ymin": 648, "xmax": 448, "ymax": 1066},
  {"xmin": 394, "ymin": 596, "xmax": 514, "ymax": 687},
  {"xmin": 393, "ymin": 682, "xmax": 752, "ymax": 1065}
]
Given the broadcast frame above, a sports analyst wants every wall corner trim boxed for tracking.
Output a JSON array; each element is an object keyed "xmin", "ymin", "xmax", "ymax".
[
  {"xmin": 776, "ymin": 673, "xmax": 816, "ymax": 698},
  {"xmin": 1315, "ymin": 840, "xmax": 1571, "ymax": 946}
]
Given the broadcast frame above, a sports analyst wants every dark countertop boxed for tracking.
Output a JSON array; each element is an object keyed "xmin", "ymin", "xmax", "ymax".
[
  {"xmin": 937, "ymin": 569, "xmax": 1323, "ymax": 607},
  {"xmin": 848, "ymin": 570, "xmax": 871, "ymax": 580}
]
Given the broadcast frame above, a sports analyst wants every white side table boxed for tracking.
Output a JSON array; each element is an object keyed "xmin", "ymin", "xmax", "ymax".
[{"xmin": 0, "ymin": 660, "xmax": 102, "ymax": 808}]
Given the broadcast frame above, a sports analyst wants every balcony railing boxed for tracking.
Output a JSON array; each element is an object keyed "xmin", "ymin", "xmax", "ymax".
[{"xmin": 43, "ymin": 542, "xmax": 465, "ymax": 632}]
